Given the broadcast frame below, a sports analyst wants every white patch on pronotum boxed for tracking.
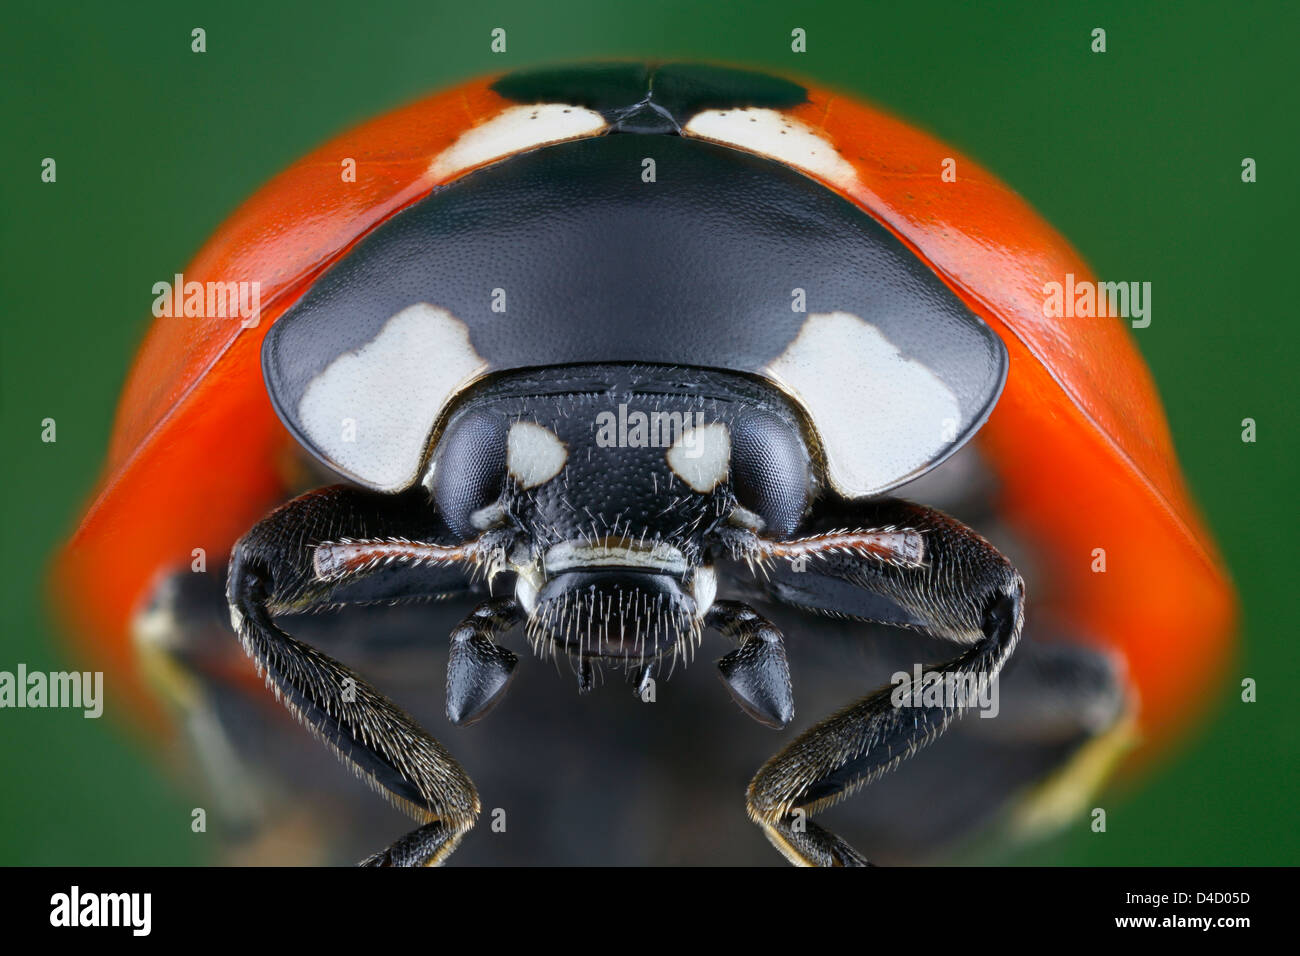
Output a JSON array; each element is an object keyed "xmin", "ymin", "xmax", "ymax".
[
  {"xmin": 764, "ymin": 312, "xmax": 960, "ymax": 497},
  {"xmin": 298, "ymin": 303, "xmax": 488, "ymax": 492},
  {"xmin": 683, "ymin": 108, "xmax": 858, "ymax": 190},
  {"xmin": 428, "ymin": 104, "xmax": 607, "ymax": 181},
  {"xmin": 666, "ymin": 423, "xmax": 731, "ymax": 492},
  {"xmin": 507, "ymin": 421, "xmax": 568, "ymax": 488}
]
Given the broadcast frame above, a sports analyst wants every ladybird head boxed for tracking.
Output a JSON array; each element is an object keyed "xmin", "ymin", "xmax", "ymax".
[{"xmin": 425, "ymin": 366, "xmax": 813, "ymax": 668}]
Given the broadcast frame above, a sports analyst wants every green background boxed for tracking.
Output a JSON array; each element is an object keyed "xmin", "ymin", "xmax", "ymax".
[{"xmin": 1, "ymin": 0, "xmax": 1295, "ymax": 864}]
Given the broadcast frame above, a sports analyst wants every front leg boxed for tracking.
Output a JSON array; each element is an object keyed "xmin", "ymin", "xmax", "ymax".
[
  {"xmin": 732, "ymin": 497, "xmax": 1025, "ymax": 867},
  {"xmin": 226, "ymin": 484, "xmax": 504, "ymax": 866}
]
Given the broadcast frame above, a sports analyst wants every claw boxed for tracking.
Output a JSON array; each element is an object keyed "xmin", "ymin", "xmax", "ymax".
[
  {"xmin": 446, "ymin": 628, "xmax": 517, "ymax": 725},
  {"xmin": 717, "ymin": 625, "xmax": 794, "ymax": 729}
]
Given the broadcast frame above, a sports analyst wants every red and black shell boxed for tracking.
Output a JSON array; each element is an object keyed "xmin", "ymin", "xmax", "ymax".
[{"xmin": 56, "ymin": 62, "xmax": 1235, "ymax": 770}]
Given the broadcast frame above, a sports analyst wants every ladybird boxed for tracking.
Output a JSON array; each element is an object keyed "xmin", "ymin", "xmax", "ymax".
[{"xmin": 55, "ymin": 62, "xmax": 1235, "ymax": 866}]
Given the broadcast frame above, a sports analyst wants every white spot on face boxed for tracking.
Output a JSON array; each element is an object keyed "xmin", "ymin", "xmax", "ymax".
[
  {"xmin": 507, "ymin": 421, "xmax": 567, "ymax": 488},
  {"xmin": 514, "ymin": 564, "xmax": 542, "ymax": 615},
  {"xmin": 469, "ymin": 501, "xmax": 509, "ymax": 531},
  {"xmin": 428, "ymin": 104, "xmax": 607, "ymax": 181},
  {"xmin": 544, "ymin": 539, "xmax": 688, "ymax": 576},
  {"xmin": 764, "ymin": 312, "xmax": 961, "ymax": 497},
  {"xmin": 691, "ymin": 566, "xmax": 718, "ymax": 618},
  {"xmin": 666, "ymin": 423, "xmax": 730, "ymax": 493},
  {"xmin": 683, "ymin": 108, "xmax": 858, "ymax": 190},
  {"xmin": 728, "ymin": 505, "xmax": 765, "ymax": 533},
  {"xmin": 298, "ymin": 303, "xmax": 488, "ymax": 492}
]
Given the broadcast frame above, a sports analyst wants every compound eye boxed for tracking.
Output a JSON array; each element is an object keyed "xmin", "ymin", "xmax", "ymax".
[
  {"xmin": 730, "ymin": 410, "xmax": 811, "ymax": 537},
  {"xmin": 430, "ymin": 408, "xmax": 509, "ymax": 538}
]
